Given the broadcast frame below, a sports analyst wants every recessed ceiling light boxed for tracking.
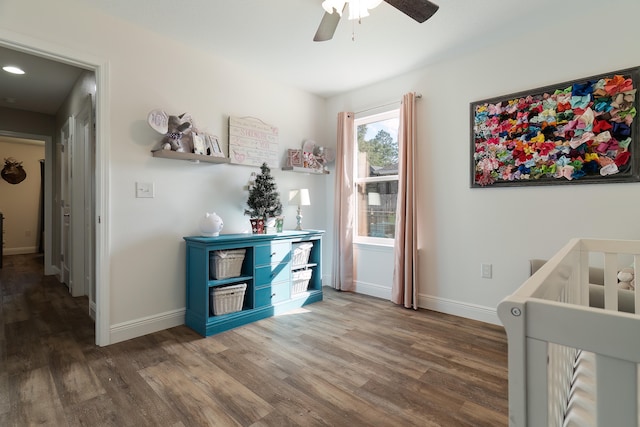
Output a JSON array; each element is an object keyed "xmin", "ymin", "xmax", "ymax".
[{"xmin": 2, "ymin": 65, "xmax": 25, "ymax": 75}]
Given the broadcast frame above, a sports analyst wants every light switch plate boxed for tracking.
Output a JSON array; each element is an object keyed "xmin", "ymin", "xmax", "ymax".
[
  {"xmin": 481, "ymin": 263, "xmax": 492, "ymax": 279},
  {"xmin": 135, "ymin": 182, "xmax": 154, "ymax": 198}
]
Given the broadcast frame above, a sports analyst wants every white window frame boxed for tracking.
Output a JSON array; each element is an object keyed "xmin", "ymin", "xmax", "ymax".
[{"xmin": 353, "ymin": 109, "xmax": 399, "ymax": 246}]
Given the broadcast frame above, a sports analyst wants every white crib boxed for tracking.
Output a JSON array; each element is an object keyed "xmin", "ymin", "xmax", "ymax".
[{"xmin": 498, "ymin": 238, "xmax": 640, "ymax": 426}]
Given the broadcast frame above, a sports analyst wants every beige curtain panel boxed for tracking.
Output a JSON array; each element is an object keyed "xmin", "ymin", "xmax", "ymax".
[
  {"xmin": 331, "ymin": 112, "xmax": 355, "ymax": 291},
  {"xmin": 392, "ymin": 92, "xmax": 419, "ymax": 309}
]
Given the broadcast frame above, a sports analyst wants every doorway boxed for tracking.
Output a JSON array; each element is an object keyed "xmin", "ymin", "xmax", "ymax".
[{"xmin": 0, "ymin": 37, "xmax": 110, "ymax": 346}]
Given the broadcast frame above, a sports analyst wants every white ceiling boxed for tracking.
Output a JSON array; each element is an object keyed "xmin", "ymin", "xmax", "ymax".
[{"xmin": 0, "ymin": 0, "xmax": 573, "ymax": 114}]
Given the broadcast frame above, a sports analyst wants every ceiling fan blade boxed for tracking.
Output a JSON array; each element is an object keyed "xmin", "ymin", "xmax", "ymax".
[
  {"xmin": 313, "ymin": 11, "xmax": 341, "ymax": 42},
  {"xmin": 383, "ymin": 0, "xmax": 439, "ymax": 23}
]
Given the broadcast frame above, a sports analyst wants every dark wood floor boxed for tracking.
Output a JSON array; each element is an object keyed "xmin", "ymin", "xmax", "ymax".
[{"xmin": 0, "ymin": 253, "xmax": 508, "ymax": 426}]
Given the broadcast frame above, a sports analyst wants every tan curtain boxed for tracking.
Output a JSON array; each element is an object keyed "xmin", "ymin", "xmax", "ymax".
[
  {"xmin": 332, "ymin": 112, "xmax": 355, "ymax": 291},
  {"xmin": 392, "ymin": 93, "xmax": 418, "ymax": 309}
]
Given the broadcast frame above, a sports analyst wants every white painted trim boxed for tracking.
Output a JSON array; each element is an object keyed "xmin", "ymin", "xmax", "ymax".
[
  {"xmin": 89, "ymin": 300, "xmax": 96, "ymax": 321},
  {"xmin": 418, "ymin": 293, "xmax": 501, "ymax": 326},
  {"xmin": 110, "ymin": 309, "xmax": 185, "ymax": 345},
  {"xmin": 4, "ymin": 246, "xmax": 38, "ymax": 255},
  {"xmin": 354, "ymin": 280, "xmax": 392, "ymax": 300},
  {"xmin": 0, "ymin": 137, "xmax": 45, "ymax": 146},
  {"xmin": 345, "ymin": 282, "xmax": 500, "ymax": 325},
  {"xmin": 353, "ymin": 242, "xmax": 394, "ymax": 251},
  {"xmin": 0, "ymin": 29, "xmax": 112, "ymax": 346},
  {"xmin": 95, "ymin": 60, "xmax": 111, "ymax": 346}
]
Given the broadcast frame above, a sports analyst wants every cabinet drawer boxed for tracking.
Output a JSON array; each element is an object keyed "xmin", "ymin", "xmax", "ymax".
[
  {"xmin": 255, "ymin": 242, "xmax": 290, "ymax": 266},
  {"xmin": 255, "ymin": 263, "xmax": 291, "ymax": 286},
  {"xmin": 255, "ymin": 282, "xmax": 290, "ymax": 307}
]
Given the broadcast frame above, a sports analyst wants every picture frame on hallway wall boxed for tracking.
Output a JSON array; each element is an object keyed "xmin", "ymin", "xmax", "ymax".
[{"xmin": 470, "ymin": 66, "xmax": 640, "ymax": 187}]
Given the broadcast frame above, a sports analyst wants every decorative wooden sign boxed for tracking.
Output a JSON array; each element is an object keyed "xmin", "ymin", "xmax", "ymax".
[{"xmin": 228, "ymin": 116, "xmax": 279, "ymax": 167}]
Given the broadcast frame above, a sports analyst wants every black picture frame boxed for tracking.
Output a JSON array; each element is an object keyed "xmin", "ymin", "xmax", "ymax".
[{"xmin": 470, "ymin": 67, "xmax": 640, "ymax": 187}]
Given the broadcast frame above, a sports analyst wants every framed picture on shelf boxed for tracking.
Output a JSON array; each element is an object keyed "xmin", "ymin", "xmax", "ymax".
[
  {"xmin": 205, "ymin": 134, "xmax": 224, "ymax": 157},
  {"xmin": 193, "ymin": 133, "xmax": 205, "ymax": 155},
  {"xmin": 287, "ymin": 149, "xmax": 303, "ymax": 167},
  {"xmin": 470, "ymin": 66, "xmax": 640, "ymax": 187}
]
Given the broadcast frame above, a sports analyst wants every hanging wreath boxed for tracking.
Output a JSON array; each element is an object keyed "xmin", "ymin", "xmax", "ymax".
[{"xmin": 1, "ymin": 157, "xmax": 27, "ymax": 184}]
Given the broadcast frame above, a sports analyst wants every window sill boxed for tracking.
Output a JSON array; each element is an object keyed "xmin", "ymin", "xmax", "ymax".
[{"xmin": 354, "ymin": 238, "xmax": 394, "ymax": 248}]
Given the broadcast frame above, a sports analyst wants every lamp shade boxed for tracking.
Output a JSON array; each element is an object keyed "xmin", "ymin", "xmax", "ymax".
[{"xmin": 289, "ymin": 189, "xmax": 311, "ymax": 206}]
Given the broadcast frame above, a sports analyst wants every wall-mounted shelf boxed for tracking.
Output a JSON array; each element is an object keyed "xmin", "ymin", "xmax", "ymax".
[
  {"xmin": 151, "ymin": 149, "xmax": 229, "ymax": 164},
  {"xmin": 282, "ymin": 166, "xmax": 329, "ymax": 175}
]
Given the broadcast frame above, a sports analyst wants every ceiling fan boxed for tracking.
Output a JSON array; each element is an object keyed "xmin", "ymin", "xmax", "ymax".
[{"xmin": 313, "ymin": 0, "xmax": 439, "ymax": 42}]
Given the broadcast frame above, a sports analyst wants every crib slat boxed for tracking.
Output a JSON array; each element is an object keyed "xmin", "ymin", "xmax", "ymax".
[
  {"xmin": 526, "ymin": 337, "xmax": 550, "ymax": 427},
  {"xmin": 603, "ymin": 252, "xmax": 618, "ymax": 311},
  {"xmin": 595, "ymin": 354, "xmax": 637, "ymax": 425},
  {"xmin": 579, "ymin": 250, "xmax": 589, "ymax": 306}
]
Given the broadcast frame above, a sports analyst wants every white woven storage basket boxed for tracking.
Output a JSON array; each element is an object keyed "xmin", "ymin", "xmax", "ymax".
[
  {"xmin": 291, "ymin": 243, "xmax": 313, "ymax": 268},
  {"xmin": 210, "ymin": 249, "xmax": 246, "ymax": 279},
  {"xmin": 210, "ymin": 283, "xmax": 247, "ymax": 315},
  {"xmin": 292, "ymin": 269, "xmax": 312, "ymax": 294}
]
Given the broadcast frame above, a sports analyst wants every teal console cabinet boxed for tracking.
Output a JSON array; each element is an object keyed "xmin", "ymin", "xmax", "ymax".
[{"xmin": 184, "ymin": 230, "xmax": 324, "ymax": 336}]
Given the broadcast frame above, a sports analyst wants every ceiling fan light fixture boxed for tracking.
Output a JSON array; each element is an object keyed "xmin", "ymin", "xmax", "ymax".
[
  {"xmin": 322, "ymin": 0, "xmax": 382, "ymax": 19},
  {"xmin": 322, "ymin": 0, "xmax": 346, "ymax": 15},
  {"xmin": 347, "ymin": 0, "xmax": 383, "ymax": 20},
  {"xmin": 314, "ymin": 0, "xmax": 439, "ymax": 42},
  {"xmin": 347, "ymin": 3, "xmax": 369, "ymax": 20}
]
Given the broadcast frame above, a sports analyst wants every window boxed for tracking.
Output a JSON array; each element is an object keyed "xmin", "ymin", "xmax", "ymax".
[{"xmin": 354, "ymin": 109, "xmax": 399, "ymax": 244}]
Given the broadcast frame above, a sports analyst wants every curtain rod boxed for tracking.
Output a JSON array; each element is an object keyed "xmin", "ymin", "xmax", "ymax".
[{"xmin": 355, "ymin": 93, "xmax": 422, "ymax": 115}]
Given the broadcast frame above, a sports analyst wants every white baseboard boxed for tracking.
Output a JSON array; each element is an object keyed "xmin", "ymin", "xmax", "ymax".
[
  {"xmin": 354, "ymin": 280, "xmax": 392, "ymax": 300},
  {"xmin": 107, "ymin": 291, "xmax": 500, "ymax": 345},
  {"xmin": 348, "ymin": 281, "xmax": 500, "ymax": 326},
  {"xmin": 418, "ymin": 294, "xmax": 500, "ymax": 326},
  {"xmin": 110, "ymin": 308, "xmax": 185, "ymax": 344},
  {"xmin": 45, "ymin": 264, "xmax": 59, "ymax": 276},
  {"xmin": 4, "ymin": 246, "xmax": 38, "ymax": 255}
]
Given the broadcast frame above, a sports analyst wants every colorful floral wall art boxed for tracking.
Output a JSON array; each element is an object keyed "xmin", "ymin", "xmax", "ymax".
[{"xmin": 471, "ymin": 67, "xmax": 640, "ymax": 187}]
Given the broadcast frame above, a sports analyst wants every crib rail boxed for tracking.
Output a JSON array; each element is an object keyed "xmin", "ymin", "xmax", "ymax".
[{"xmin": 498, "ymin": 238, "xmax": 640, "ymax": 426}]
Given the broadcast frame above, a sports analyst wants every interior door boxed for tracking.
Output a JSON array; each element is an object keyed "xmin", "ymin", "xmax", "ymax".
[
  {"xmin": 60, "ymin": 117, "xmax": 74, "ymax": 289},
  {"xmin": 70, "ymin": 103, "xmax": 87, "ymax": 299},
  {"xmin": 76, "ymin": 95, "xmax": 95, "ymax": 315}
]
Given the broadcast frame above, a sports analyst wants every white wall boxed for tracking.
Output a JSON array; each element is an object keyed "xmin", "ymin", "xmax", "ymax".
[
  {"xmin": 326, "ymin": 0, "xmax": 640, "ymax": 324},
  {"xmin": 0, "ymin": 0, "xmax": 330, "ymax": 343},
  {"xmin": 0, "ymin": 139, "xmax": 45, "ymax": 254}
]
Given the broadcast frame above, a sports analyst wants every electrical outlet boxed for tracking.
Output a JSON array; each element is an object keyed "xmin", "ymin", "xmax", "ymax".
[
  {"xmin": 135, "ymin": 182, "xmax": 155, "ymax": 198},
  {"xmin": 481, "ymin": 263, "xmax": 492, "ymax": 279}
]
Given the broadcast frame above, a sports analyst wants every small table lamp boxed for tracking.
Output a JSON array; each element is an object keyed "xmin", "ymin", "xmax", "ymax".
[{"xmin": 289, "ymin": 189, "xmax": 311, "ymax": 230}]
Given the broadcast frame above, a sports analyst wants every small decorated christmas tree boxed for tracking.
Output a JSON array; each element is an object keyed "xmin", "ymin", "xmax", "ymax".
[{"xmin": 245, "ymin": 162, "xmax": 282, "ymax": 220}]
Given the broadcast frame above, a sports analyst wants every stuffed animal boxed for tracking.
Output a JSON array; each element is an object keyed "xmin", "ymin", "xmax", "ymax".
[
  {"xmin": 148, "ymin": 110, "xmax": 195, "ymax": 153},
  {"xmin": 617, "ymin": 267, "xmax": 635, "ymax": 290}
]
